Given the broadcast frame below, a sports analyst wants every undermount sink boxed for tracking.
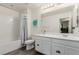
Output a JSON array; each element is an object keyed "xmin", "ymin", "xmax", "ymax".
[{"xmin": 62, "ymin": 34, "xmax": 69, "ymax": 37}]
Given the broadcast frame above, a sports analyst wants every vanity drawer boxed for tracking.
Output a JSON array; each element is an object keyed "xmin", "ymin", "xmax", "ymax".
[
  {"xmin": 52, "ymin": 44, "xmax": 65, "ymax": 55},
  {"xmin": 52, "ymin": 43, "xmax": 79, "ymax": 55},
  {"xmin": 64, "ymin": 46, "xmax": 79, "ymax": 55},
  {"xmin": 52, "ymin": 38, "xmax": 79, "ymax": 48}
]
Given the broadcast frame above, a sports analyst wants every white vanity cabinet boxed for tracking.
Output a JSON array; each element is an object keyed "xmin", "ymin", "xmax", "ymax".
[
  {"xmin": 32, "ymin": 34, "xmax": 79, "ymax": 55},
  {"xmin": 33, "ymin": 36, "xmax": 51, "ymax": 54}
]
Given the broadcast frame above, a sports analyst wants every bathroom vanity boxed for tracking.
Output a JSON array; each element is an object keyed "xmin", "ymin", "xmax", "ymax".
[{"xmin": 32, "ymin": 34, "xmax": 79, "ymax": 55}]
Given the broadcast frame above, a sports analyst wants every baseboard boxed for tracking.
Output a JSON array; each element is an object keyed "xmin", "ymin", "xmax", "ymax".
[{"xmin": 0, "ymin": 40, "xmax": 21, "ymax": 55}]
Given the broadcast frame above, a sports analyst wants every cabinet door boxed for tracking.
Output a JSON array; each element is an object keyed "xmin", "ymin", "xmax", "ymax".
[
  {"xmin": 34, "ymin": 37, "xmax": 51, "ymax": 55},
  {"xmin": 42, "ymin": 38, "xmax": 51, "ymax": 55},
  {"xmin": 35, "ymin": 39, "xmax": 43, "ymax": 53}
]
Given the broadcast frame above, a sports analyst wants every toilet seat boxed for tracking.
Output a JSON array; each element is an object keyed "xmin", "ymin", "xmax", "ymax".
[{"xmin": 25, "ymin": 40, "xmax": 35, "ymax": 44}]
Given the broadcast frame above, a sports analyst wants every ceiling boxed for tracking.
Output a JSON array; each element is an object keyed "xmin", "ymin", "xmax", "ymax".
[
  {"xmin": 0, "ymin": 3, "xmax": 29, "ymax": 11},
  {"xmin": 0, "ymin": 3, "xmax": 62, "ymax": 12}
]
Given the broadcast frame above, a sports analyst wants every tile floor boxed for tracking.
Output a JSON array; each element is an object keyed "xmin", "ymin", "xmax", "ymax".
[{"xmin": 5, "ymin": 47, "xmax": 43, "ymax": 55}]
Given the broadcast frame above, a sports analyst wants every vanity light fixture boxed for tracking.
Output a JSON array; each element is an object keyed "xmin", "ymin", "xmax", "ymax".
[
  {"xmin": 41, "ymin": 3, "xmax": 54, "ymax": 9},
  {"xmin": 41, "ymin": 3, "xmax": 63, "ymax": 10}
]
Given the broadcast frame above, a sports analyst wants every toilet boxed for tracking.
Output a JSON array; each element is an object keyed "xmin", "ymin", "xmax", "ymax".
[{"xmin": 25, "ymin": 40, "xmax": 35, "ymax": 50}]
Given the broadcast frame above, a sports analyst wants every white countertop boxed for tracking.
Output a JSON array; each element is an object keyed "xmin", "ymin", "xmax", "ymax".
[{"xmin": 33, "ymin": 33, "xmax": 79, "ymax": 41}]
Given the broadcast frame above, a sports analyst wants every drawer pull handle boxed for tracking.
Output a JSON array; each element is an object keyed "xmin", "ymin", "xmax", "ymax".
[
  {"xmin": 37, "ymin": 44, "xmax": 39, "ymax": 46},
  {"xmin": 56, "ymin": 50, "xmax": 61, "ymax": 54}
]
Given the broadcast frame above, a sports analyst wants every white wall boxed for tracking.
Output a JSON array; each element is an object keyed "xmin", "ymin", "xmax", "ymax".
[
  {"xmin": 41, "ymin": 11, "xmax": 73, "ymax": 34},
  {"xmin": 31, "ymin": 8, "xmax": 41, "ymax": 35},
  {"xmin": 0, "ymin": 6, "xmax": 20, "ymax": 41},
  {"xmin": 27, "ymin": 8, "xmax": 32, "ymax": 38},
  {"xmin": 0, "ymin": 6, "xmax": 21, "ymax": 54}
]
